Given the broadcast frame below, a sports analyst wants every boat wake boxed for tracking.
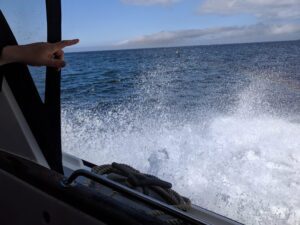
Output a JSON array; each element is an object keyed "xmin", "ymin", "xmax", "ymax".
[{"xmin": 62, "ymin": 70, "xmax": 300, "ymax": 225}]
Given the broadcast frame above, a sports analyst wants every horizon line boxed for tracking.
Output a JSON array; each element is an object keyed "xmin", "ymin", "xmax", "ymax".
[{"xmin": 66, "ymin": 38, "xmax": 300, "ymax": 54}]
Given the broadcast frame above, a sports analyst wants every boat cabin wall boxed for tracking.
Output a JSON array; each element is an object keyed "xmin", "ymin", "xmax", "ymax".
[{"xmin": 0, "ymin": 78, "xmax": 49, "ymax": 168}]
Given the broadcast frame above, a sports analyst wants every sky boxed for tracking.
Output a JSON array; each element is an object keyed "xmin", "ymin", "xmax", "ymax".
[
  {"xmin": 61, "ymin": 0, "xmax": 300, "ymax": 51},
  {"xmin": 1, "ymin": 0, "xmax": 300, "ymax": 51}
]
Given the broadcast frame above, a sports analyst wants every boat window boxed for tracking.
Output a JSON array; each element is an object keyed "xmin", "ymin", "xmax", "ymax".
[
  {"xmin": 1, "ymin": 1, "xmax": 297, "ymax": 225},
  {"xmin": 0, "ymin": 0, "xmax": 47, "ymax": 100}
]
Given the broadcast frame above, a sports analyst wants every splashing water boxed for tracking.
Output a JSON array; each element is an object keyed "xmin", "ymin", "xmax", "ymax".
[
  {"xmin": 62, "ymin": 75, "xmax": 300, "ymax": 225},
  {"xmin": 60, "ymin": 42, "xmax": 300, "ymax": 225}
]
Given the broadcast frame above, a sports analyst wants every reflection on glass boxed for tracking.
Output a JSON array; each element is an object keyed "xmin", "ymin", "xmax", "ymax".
[{"xmin": 0, "ymin": 0, "xmax": 47, "ymax": 100}]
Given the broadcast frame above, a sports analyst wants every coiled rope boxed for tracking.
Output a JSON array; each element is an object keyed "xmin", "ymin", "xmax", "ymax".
[{"xmin": 90, "ymin": 162, "xmax": 192, "ymax": 224}]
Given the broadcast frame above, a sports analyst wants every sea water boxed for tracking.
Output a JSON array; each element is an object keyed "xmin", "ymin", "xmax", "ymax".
[{"xmin": 34, "ymin": 40, "xmax": 300, "ymax": 225}]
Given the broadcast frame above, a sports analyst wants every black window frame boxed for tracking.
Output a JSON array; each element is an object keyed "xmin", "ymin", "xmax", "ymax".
[{"xmin": 0, "ymin": 0, "xmax": 63, "ymax": 173}]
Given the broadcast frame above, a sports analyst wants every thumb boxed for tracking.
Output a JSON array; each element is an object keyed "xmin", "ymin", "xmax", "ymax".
[{"xmin": 46, "ymin": 59, "xmax": 66, "ymax": 69}]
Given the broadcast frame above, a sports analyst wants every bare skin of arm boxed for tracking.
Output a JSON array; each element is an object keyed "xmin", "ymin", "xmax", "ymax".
[{"xmin": 0, "ymin": 39, "xmax": 79, "ymax": 69}]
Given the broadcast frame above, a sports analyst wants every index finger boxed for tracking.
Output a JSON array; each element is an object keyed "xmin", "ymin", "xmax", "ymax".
[{"xmin": 54, "ymin": 39, "xmax": 79, "ymax": 50}]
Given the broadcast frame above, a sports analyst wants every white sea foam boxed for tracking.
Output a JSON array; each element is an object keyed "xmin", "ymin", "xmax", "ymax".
[{"xmin": 61, "ymin": 71, "xmax": 300, "ymax": 225}]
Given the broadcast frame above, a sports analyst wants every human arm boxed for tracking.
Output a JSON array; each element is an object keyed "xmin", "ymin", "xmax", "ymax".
[{"xmin": 0, "ymin": 39, "xmax": 79, "ymax": 69}]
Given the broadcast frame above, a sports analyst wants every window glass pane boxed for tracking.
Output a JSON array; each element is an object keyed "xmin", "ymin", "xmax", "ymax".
[{"xmin": 0, "ymin": 0, "xmax": 47, "ymax": 100}]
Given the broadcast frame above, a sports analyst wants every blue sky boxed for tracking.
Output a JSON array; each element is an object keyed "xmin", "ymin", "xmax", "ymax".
[
  {"xmin": 62, "ymin": 0, "xmax": 256, "ymax": 46},
  {"xmin": 1, "ymin": 0, "xmax": 300, "ymax": 51},
  {"xmin": 61, "ymin": 0, "xmax": 300, "ymax": 51}
]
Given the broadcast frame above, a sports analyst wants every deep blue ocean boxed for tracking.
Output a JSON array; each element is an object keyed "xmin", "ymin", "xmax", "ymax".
[{"xmin": 32, "ymin": 40, "xmax": 300, "ymax": 225}]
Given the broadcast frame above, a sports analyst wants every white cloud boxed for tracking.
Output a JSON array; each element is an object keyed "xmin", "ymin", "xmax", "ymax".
[
  {"xmin": 113, "ymin": 0, "xmax": 300, "ymax": 49},
  {"xmin": 116, "ymin": 23, "xmax": 300, "ymax": 49},
  {"xmin": 121, "ymin": 0, "xmax": 179, "ymax": 6},
  {"xmin": 199, "ymin": 0, "xmax": 300, "ymax": 20}
]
